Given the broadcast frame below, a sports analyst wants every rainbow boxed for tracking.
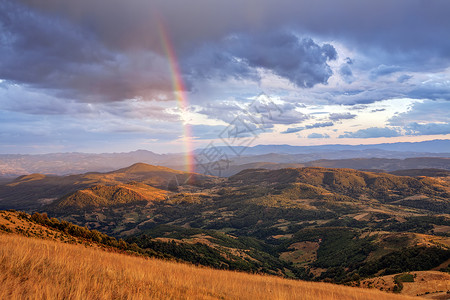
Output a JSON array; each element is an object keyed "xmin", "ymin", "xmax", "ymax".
[{"xmin": 156, "ymin": 18, "xmax": 194, "ymax": 174}]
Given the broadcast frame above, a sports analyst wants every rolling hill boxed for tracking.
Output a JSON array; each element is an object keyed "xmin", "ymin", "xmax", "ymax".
[
  {"xmin": 1, "ymin": 165, "xmax": 449, "ymax": 288},
  {"xmin": 0, "ymin": 163, "xmax": 213, "ymax": 210},
  {"xmin": 0, "ymin": 210, "xmax": 418, "ymax": 300},
  {"xmin": 51, "ymin": 182, "xmax": 168, "ymax": 210}
]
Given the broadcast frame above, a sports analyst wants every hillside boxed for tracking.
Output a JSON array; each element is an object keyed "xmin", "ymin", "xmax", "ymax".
[
  {"xmin": 0, "ymin": 233, "xmax": 415, "ymax": 300},
  {"xmin": 355, "ymin": 271, "xmax": 450, "ymax": 298},
  {"xmin": 229, "ymin": 167, "xmax": 449, "ymax": 205},
  {"xmin": 1, "ymin": 166, "xmax": 449, "ymax": 285},
  {"xmin": 210, "ymin": 162, "xmax": 306, "ymax": 177},
  {"xmin": 0, "ymin": 163, "xmax": 213, "ymax": 210},
  {"xmin": 51, "ymin": 182, "xmax": 168, "ymax": 210}
]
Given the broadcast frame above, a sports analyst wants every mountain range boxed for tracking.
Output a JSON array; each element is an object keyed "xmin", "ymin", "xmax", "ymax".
[{"xmin": 0, "ymin": 139, "xmax": 449, "ymax": 177}]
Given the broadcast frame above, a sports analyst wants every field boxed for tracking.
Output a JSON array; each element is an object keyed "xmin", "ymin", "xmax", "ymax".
[{"xmin": 0, "ymin": 233, "xmax": 416, "ymax": 300}]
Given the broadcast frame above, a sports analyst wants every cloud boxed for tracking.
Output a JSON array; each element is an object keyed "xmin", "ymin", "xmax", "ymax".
[
  {"xmin": 397, "ymin": 74, "xmax": 413, "ymax": 83},
  {"xmin": 370, "ymin": 65, "xmax": 402, "ymax": 79},
  {"xmin": 19, "ymin": 0, "xmax": 450, "ymax": 60},
  {"xmin": 198, "ymin": 96, "xmax": 309, "ymax": 128},
  {"xmin": 305, "ymin": 121, "xmax": 334, "ymax": 129},
  {"xmin": 281, "ymin": 121, "xmax": 333, "ymax": 134},
  {"xmin": 329, "ymin": 112, "xmax": 356, "ymax": 121},
  {"xmin": 1, "ymin": 0, "xmax": 450, "ymax": 152},
  {"xmin": 2, "ymin": 0, "xmax": 450, "ymax": 107},
  {"xmin": 0, "ymin": 109, "xmax": 183, "ymax": 153},
  {"xmin": 339, "ymin": 127, "xmax": 401, "ymax": 138},
  {"xmin": 0, "ymin": 84, "xmax": 177, "ymax": 122},
  {"xmin": 281, "ymin": 127, "xmax": 304, "ymax": 134},
  {"xmin": 407, "ymin": 80, "xmax": 450, "ymax": 101},
  {"xmin": 307, "ymin": 133, "xmax": 330, "ymax": 138},
  {"xmin": 404, "ymin": 122, "xmax": 450, "ymax": 136},
  {"xmin": 389, "ymin": 100, "xmax": 450, "ymax": 126},
  {"xmin": 339, "ymin": 65, "xmax": 354, "ymax": 84},
  {"xmin": 191, "ymin": 124, "xmax": 228, "ymax": 139},
  {"xmin": 0, "ymin": 0, "xmax": 173, "ymax": 103},
  {"xmin": 185, "ymin": 32, "xmax": 337, "ymax": 88}
]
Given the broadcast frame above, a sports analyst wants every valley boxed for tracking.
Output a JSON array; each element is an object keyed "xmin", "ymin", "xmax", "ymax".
[{"xmin": 0, "ymin": 163, "xmax": 449, "ymax": 295}]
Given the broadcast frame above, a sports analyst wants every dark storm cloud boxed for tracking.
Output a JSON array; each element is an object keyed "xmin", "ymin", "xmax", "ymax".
[
  {"xmin": 19, "ymin": 0, "xmax": 450, "ymax": 57},
  {"xmin": 397, "ymin": 74, "xmax": 413, "ymax": 83},
  {"xmin": 369, "ymin": 65, "xmax": 402, "ymax": 80},
  {"xmin": 407, "ymin": 81, "xmax": 450, "ymax": 101},
  {"xmin": 4, "ymin": 0, "xmax": 449, "ymax": 103},
  {"xmin": 339, "ymin": 127, "xmax": 401, "ymax": 139},
  {"xmin": 184, "ymin": 32, "xmax": 337, "ymax": 88},
  {"xmin": 339, "ymin": 58, "xmax": 354, "ymax": 84},
  {"xmin": 0, "ymin": 0, "xmax": 172, "ymax": 103}
]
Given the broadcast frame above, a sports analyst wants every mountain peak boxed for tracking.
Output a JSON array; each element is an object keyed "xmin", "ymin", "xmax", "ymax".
[{"xmin": 113, "ymin": 163, "xmax": 183, "ymax": 174}]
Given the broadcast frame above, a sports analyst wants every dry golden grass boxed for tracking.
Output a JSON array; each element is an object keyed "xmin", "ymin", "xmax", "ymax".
[
  {"xmin": 359, "ymin": 271, "xmax": 450, "ymax": 297},
  {"xmin": 0, "ymin": 233, "xmax": 416, "ymax": 300}
]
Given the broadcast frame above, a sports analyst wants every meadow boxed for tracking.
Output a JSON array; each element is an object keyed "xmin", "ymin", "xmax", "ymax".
[{"xmin": 0, "ymin": 233, "xmax": 416, "ymax": 300}]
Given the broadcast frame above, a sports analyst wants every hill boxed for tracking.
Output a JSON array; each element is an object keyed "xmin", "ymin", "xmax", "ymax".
[
  {"xmin": 0, "ymin": 163, "xmax": 212, "ymax": 210},
  {"xmin": 1, "ymin": 166, "xmax": 449, "ymax": 284},
  {"xmin": 0, "ymin": 232, "xmax": 415, "ymax": 299},
  {"xmin": 209, "ymin": 162, "xmax": 305, "ymax": 177},
  {"xmin": 229, "ymin": 167, "xmax": 449, "ymax": 201},
  {"xmin": 51, "ymin": 183, "xmax": 168, "ymax": 210}
]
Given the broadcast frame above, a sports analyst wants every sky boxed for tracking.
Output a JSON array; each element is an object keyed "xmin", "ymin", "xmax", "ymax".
[{"xmin": 0, "ymin": 0, "xmax": 450, "ymax": 154}]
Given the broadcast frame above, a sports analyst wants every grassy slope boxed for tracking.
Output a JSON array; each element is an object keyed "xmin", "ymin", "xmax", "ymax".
[
  {"xmin": 0, "ymin": 233, "xmax": 416, "ymax": 300},
  {"xmin": 357, "ymin": 271, "xmax": 450, "ymax": 298},
  {"xmin": 52, "ymin": 182, "xmax": 168, "ymax": 209}
]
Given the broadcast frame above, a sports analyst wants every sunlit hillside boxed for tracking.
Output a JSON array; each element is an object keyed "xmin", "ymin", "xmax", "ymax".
[{"xmin": 0, "ymin": 233, "xmax": 417, "ymax": 300}]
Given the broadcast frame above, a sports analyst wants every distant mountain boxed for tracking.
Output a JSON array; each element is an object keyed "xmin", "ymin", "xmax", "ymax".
[
  {"xmin": 0, "ymin": 139, "xmax": 448, "ymax": 177},
  {"xmin": 389, "ymin": 168, "xmax": 450, "ymax": 177},
  {"xmin": 0, "ymin": 150, "xmax": 183, "ymax": 177},
  {"xmin": 198, "ymin": 157, "xmax": 450, "ymax": 177},
  {"xmin": 203, "ymin": 139, "xmax": 450, "ymax": 155},
  {"xmin": 305, "ymin": 157, "xmax": 450, "ymax": 172}
]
